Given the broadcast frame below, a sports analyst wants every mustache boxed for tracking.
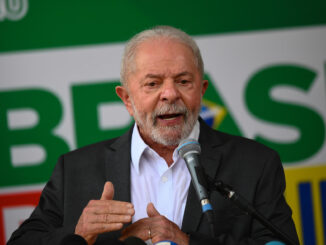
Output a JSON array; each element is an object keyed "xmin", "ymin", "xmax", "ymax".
[{"xmin": 152, "ymin": 103, "xmax": 188, "ymax": 123}]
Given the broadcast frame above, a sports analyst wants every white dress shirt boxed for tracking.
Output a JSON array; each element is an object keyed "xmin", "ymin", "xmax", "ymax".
[{"xmin": 130, "ymin": 121, "xmax": 200, "ymax": 233}]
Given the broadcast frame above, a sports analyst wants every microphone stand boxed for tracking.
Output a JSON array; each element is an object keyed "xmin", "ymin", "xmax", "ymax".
[{"xmin": 206, "ymin": 178, "xmax": 297, "ymax": 245}]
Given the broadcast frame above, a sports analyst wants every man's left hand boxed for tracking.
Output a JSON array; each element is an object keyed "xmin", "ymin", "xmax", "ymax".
[{"xmin": 120, "ymin": 203, "xmax": 189, "ymax": 245}]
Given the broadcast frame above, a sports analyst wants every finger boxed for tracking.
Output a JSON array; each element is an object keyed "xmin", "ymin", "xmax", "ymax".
[
  {"xmin": 120, "ymin": 228, "xmax": 150, "ymax": 241},
  {"xmin": 120, "ymin": 218, "xmax": 151, "ymax": 241},
  {"xmin": 86, "ymin": 222, "xmax": 124, "ymax": 234},
  {"xmin": 86, "ymin": 213, "xmax": 132, "ymax": 224},
  {"xmin": 100, "ymin": 181, "xmax": 114, "ymax": 200},
  {"xmin": 147, "ymin": 202, "xmax": 160, "ymax": 217},
  {"xmin": 147, "ymin": 216, "xmax": 178, "ymax": 241},
  {"xmin": 75, "ymin": 218, "xmax": 124, "ymax": 242},
  {"xmin": 86, "ymin": 200, "xmax": 134, "ymax": 215}
]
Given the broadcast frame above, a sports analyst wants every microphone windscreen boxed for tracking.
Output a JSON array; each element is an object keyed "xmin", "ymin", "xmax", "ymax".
[
  {"xmin": 154, "ymin": 241, "xmax": 178, "ymax": 245},
  {"xmin": 177, "ymin": 138, "xmax": 201, "ymax": 158}
]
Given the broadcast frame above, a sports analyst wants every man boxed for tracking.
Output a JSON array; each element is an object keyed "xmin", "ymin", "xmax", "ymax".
[{"xmin": 8, "ymin": 26, "xmax": 299, "ymax": 245}]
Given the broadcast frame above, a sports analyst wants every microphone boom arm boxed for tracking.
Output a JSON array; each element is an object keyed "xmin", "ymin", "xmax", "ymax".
[{"xmin": 207, "ymin": 178, "xmax": 297, "ymax": 245}]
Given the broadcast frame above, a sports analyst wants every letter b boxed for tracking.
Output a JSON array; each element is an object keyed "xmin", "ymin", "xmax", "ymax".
[{"xmin": 0, "ymin": 89, "xmax": 69, "ymax": 187}]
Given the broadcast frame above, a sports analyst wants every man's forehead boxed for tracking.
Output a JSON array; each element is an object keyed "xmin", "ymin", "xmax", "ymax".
[
  {"xmin": 135, "ymin": 41, "xmax": 196, "ymax": 67},
  {"xmin": 136, "ymin": 37, "xmax": 193, "ymax": 58},
  {"xmin": 136, "ymin": 61, "xmax": 197, "ymax": 78},
  {"xmin": 124, "ymin": 37, "xmax": 200, "ymax": 83}
]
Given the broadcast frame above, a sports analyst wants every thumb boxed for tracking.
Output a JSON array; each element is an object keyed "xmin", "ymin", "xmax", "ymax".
[
  {"xmin": 100, "ymin": 181, "xmax": 114, "ymax": 200},
  {"xmin": 147, "ymin": 202, "xmax": 160, "ymax": 217}
]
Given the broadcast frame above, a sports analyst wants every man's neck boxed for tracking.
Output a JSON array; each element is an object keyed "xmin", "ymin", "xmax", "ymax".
[{"xmin": 141, "ymin": 133, "xmax": 177, "ymax": 167}]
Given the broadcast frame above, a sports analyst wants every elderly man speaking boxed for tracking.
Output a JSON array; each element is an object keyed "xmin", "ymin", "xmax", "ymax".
[{"xmin": 8, "ymin": 26, "xmax": 299, "ymax": 245}]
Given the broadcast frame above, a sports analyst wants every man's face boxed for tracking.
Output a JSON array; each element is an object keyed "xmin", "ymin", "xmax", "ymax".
[{"xmin": 117, "ymin": 38, "xmax": 208, "ymax": 146}]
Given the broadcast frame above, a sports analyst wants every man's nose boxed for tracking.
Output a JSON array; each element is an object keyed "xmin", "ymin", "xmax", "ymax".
[{"xmin": 160, "ymin": 81, "xmax": 180, "ymax": 102}]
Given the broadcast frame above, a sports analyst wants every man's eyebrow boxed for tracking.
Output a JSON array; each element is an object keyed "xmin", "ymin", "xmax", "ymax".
[
  {"xmin": 143, "ymin": 71, "xmax": 193, "ymax": 79},
  {"xmin": 144, "ymin": 74, "xmax": 162, "ymax": 79},
  {"xmin": 174, "ymin": 71, "xmax": 193, "ymax": 78}
]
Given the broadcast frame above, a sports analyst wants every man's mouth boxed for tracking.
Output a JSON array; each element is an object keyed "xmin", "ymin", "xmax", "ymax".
[
  {"xmin": 157, "ymin": 113, "xmax": 183, "ymax": 121},
  {"xmin": 153, "ymin": 104, "xmax": 188, "ymax": 125}
]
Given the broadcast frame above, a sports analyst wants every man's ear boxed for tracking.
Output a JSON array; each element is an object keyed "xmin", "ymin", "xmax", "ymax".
[
  {"xmin": 201, "ymin": 80, "xmax": 209, "ymax": 96},
  {"xmin": 115, "ymin": 86, "xmax": 134, "ymax": 116}
]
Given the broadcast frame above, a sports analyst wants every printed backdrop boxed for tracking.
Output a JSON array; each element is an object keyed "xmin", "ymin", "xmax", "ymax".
[{"xmin": 1, "ymin": 1, "xmax": 326, "ymax": 244}]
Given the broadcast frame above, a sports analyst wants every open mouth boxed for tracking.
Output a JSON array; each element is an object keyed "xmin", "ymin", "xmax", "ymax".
[{"xmin": 158, "ymin": 113, "xmax": 183, "ymax": 121}]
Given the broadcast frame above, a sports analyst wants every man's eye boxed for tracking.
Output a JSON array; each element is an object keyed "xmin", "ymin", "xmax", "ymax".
[
  {"xmin": 146, "ymin": 81, "xmax": 158, "ymax": 87},
  {"xmin": 180, "ymin": 80, "xmax": 189, "ymax": 85}
]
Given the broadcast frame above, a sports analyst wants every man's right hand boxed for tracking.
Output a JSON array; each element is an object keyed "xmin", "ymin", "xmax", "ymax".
[{"xmin": 75, "ymin": 181, "xmax": 135, "ymax": 245}]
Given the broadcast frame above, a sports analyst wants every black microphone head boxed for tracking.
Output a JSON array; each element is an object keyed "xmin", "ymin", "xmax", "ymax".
[
  {"xmin": 124, "ymin": 236, "xmax": 146, "ymax": 245},
  {"xmin": 177, "ymin": 138, "xmax": 201, "ymax": 158}
]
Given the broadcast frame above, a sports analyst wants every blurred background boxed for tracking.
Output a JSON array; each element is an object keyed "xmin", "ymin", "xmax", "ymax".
[{"xmin": 0, "ymin": 1, "xmax": 326, "ymax": 244}]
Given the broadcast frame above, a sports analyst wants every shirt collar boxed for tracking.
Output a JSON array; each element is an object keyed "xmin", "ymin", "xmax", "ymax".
[{"xmin": 131, "ymin": 120, "xmax": 200, "ymax": 174}]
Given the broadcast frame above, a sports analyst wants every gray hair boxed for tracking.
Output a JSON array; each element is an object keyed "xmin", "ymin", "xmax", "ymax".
[{"xmin": 120, "ymin": 25, "xmax": 204, "ymax": 86}]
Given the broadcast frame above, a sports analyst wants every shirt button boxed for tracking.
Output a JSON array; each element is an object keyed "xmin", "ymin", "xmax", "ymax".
[{"xmin": 161, "ymin": 176, "xmax": 168, "ymax": 183}]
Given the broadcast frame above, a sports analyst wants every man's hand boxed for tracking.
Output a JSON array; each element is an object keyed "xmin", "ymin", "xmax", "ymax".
[
  {"xmin": 120, "ymin": 203, "xmax": 189, "ymax": 245},
  {"xmin": 146, "ymin": 203, "xmax": 189, "ymax": 245},
  {"xmin": 75, "ymin": 182, "xmax": 134, "ymax": 245}
]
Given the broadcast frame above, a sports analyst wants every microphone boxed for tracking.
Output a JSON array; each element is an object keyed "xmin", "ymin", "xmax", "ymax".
[
  {"xmin": 154, "ymin": 241, "xmax": 177, "ymax": 245},
  {"xmin": 177, "ymin": 139, "xmax": 212, "ymax": 213},
  {"xmin": 177, "ymin": 139, "xmax": 215, "ymax": 237}
]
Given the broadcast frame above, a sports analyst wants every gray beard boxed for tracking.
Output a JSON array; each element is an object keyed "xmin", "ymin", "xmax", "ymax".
[{"xmin": 131, "ymin": 101, "xmax": 199, "ymax": 146}]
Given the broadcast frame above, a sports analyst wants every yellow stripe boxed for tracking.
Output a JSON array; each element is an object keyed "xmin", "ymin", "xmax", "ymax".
[
  {"xmin": 202, "ymin": 99, "xmax": 227, "ymax": 128},
  {"xmin": 284, "ymin": 164, "xmax": 326, "ymax": 245}
]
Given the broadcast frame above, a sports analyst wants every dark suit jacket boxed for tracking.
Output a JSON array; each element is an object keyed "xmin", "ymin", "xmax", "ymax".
[{"xmin": 8, "ymin": 120, "xmax": 299, "ymax": 245}]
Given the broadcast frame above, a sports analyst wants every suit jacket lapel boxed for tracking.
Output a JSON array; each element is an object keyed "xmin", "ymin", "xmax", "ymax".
[
  {"xmin": 104, "ymin": 127, "xmax": 133, "ymax": 203},
  {"xmin": 182, "ymin": 119, "xmax": 223, "ymax": 232}
]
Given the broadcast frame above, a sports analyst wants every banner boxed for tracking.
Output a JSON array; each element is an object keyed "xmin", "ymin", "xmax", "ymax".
[{"xmin": 1, "ymin": 1, "xmax": 326, "ymax": 244}]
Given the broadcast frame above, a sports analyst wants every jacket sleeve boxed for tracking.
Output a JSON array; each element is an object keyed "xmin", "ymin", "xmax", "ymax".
[{"xmin": 7, "ymin": 155, "xmax": 75, "ymax": 245}]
